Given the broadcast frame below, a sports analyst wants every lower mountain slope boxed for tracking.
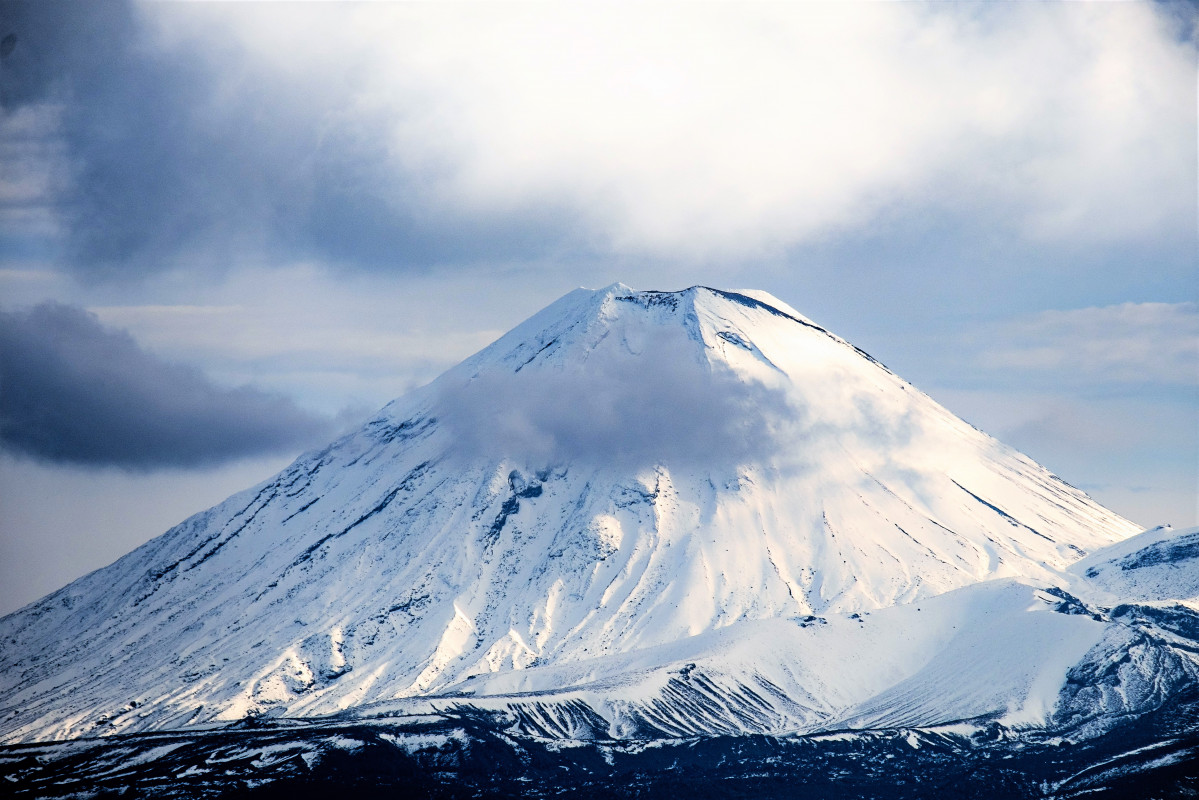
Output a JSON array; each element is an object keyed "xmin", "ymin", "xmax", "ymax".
[
  {"xmin": 328, "ymin": 525, "xmax": 1199, "ymax": 744},
  {"xmin": 4, "ymin": 523, "xmax": 1197, "ymax": 797}
]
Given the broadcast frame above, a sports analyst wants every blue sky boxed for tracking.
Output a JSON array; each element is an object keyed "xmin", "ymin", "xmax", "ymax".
[{"xmin": 0, "ymin": 0, "xmax": 1195, "ymax": 613}]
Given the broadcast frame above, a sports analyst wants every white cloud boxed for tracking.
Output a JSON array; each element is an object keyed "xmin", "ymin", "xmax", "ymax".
[
  {"xmin": 146, "ymin": 1, "xmax": 1195, "ymax": 261},
  {"xmin": 0, "ymin": 103, "xmax": 70, "ymax": 239},
  {"xmin": 983, "ymin": 302, "xmax": 1199, "ymax": 386}
]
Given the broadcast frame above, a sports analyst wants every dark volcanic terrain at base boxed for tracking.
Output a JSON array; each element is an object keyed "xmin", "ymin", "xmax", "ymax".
[{"xmin": 3, "ymin": 701, "xmax": 1198, "ymax": 800}]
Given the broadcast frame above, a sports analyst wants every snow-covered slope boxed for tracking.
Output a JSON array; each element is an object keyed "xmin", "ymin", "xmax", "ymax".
[
  {"xmin": 1068, "ymin": 525, "xmax": 1199, "ymax": 606},
  {"xmin": 367, "ymin": 579, "xmax": 1116, "ymax": 740},
  {"xmin": 345, "ymin": 529, "xmax": 1198, "ymax": 743},
  {"xmin": 0, "ymin": 284, "xmax": 1141, "ymax": 744}
]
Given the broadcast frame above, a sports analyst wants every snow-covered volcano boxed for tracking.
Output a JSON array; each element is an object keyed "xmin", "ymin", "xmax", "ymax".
[{"xmin": 0, "ymin": 284, "xmax": 1142, "ymax": 744}]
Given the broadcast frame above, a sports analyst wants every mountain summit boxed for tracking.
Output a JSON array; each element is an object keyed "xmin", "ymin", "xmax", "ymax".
[{"xmin": 0, "ymin": 285, "xmax": 1142, "ymax": 744}]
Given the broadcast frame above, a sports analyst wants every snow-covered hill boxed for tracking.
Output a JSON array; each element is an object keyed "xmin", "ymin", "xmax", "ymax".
[
  {"xmin": 1068, "ymin": 524, "xmax": 1199, "ymax": 606},
  {"xmin": 0, "ymin": 285, "xmax": 1146, "ymax": 745}
]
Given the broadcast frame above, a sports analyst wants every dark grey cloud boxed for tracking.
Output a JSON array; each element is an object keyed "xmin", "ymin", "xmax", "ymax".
[
  {"xmin": 0, "ymin": 0, "xmax": 579, "ymax": 279},
  {"xmin": 0, "ymin": 302, "xmax": 334, "ymax": 468},
  {"xmin": 436, "ymin": 329, "xmax": 800, "ymax": 469}
]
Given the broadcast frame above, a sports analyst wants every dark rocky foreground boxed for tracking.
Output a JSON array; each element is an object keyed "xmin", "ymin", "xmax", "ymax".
[{"xmin": 3, "ymin": 703, "xmax": 1198, "ymax": 800}]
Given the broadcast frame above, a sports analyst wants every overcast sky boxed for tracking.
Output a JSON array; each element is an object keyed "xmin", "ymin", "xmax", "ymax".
[{"xmin": 0, "ymin": 0, "xmax": 1195, "ymax": 614}]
